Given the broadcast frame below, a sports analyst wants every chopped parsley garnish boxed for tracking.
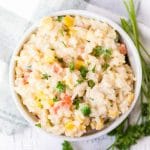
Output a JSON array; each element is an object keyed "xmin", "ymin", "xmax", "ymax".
[
  {"xmin": 62, "ymin": 140, "xmax": 73, "ymax": 150},
  {"xmin": 77, "ymin": 79, "xmax": 84, "ymax": 84},
  {"xmin": 35, "ymin": 123, "xmax": 41, "ymax": 128},
  {"xmin": 69, "ymin": 61, "xmax": 75, "ymax": 71},
  {"xmin": 88, "ymin": 80, "xmax": 95, "ymax": 88},
  {"xmin": 52, "ymin": 97, "xmax": 58, "ymax": 102},
  {"xmin": 56, "ymin": 16, "xmax": 64, "ymax": 22},
  {"xmin": 41, "ymin": 73, "xmax": 51, "ymax": 80},
  {"xmin": 73, "ymin": 97, "xmax": 82, "ymax": 109},
  {"xmin": 91, "ymin": 46, "xmax": 111, "ymax": 71},
  {"xmin": 92, "ymin": 65, "xmax": 96, "ymax": 73},
  {"xmin": 91, "ymin": 45, "xmax": 112, "ymax": 59},
  {"xmin": 80, "ymin": 104, "xmax": 91, "ymax": 117},
  {"xmin": 91, "ymin": 45, "xmax": 103, "ymax": 57},
  {"xmin": 56, "ymin": 81, "xmax": 66, "ymax": 92},
  {"xmin": 102, "ymin": 63, "xmax": 110, "ymax": 71},
  {"xmin": 79, "ymin": 66, "xmax": 88, "ymax": 78},
  {"xmin": 102, "ymin": 48, "xmax": 112, "ymax": 60}
]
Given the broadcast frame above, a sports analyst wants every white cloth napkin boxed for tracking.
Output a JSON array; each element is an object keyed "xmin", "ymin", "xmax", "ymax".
[{"xmin": 0, "ymin": 0, "xmax": 150, "ymax": 149}]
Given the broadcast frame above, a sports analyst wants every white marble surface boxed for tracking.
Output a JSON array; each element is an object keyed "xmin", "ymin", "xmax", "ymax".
[{"xmin": 0, "ymin": 0, "xmax": 150, "ymax": 150}]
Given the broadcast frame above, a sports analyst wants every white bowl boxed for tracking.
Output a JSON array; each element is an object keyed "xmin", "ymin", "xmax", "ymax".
[{"xmin": 9, "ymin": 10, "xmax": 142, "ymax": 141}]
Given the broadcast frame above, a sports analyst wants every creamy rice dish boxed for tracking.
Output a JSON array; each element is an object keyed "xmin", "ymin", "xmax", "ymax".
[{"xmin": 14, "ymin": 15, "xmax": 135, "ymax": 137}]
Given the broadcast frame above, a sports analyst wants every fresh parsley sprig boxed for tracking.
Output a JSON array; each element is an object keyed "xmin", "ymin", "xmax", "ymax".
[
  {"xmin": 62, "ymin": 141, "xmax": 73, "ymax": 150},
  {"xmin": 108, "ymin": 0, "xmax": 150, "ymax": 149}
]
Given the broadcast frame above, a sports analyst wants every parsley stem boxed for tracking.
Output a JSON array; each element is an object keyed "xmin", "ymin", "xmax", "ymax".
[
  {"xmin": 106, "ymin": 144, "xmax": 115, "ymax": 150},
  {"xmin": 108, "ymin": 0, "xmax": 150, "ymax": 149}
]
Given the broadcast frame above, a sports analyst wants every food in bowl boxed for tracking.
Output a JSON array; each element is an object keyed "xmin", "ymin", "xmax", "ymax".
[{"xmin": 14, "ymin": 15, "xmax": 135, "ymax": 137}]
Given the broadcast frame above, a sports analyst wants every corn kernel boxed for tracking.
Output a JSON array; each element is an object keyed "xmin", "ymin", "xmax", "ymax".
[
  {"xmin": 36, "ymin": 101, "xmax": 43, "ymax": 108},
  {"xmin": 63, "ymin": 16, "xmax": 74, "ymax": 27},
  {"xmin": 65, "ymin": 121, "xmax": 75, "ymax": 130},
  {"xmin": 44, "ymin": 55, "xmax": 55, "ymax": 64},
  {"xmin": 69, "ymin": 27, "xmax": 76, "ymax": 36},
  {"xmin": 48, "ymin": 99, "xmax": 54, "ymax": 106},
  {"xmin": 75, "ymin": 60, "xmax": 85, "ymax": 69}
]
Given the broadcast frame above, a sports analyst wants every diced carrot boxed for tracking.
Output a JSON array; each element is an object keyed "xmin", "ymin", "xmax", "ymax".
[
  {"xmin": 62, "ymin": 94, "xmax": 72, "ymax": 105},
  {"xmin": 53, "ymin": 105, "xmax": 60, "ymax": 114},
  {"xmin": 54, "ymin": 65, "xmax": 59, "ymax": 73},
  {"xmin": 53, "ymin": 94, "xmax": 72, "ymax": 114},
  {"xmin": 23, "ymin": 74, "xmax": 29, "ymax": 84},
  {"xmin": 53, "ymin": 63, "xmax": 62, "ymax": 74},
  {"xmin": 119, "ymin": 43, "xmax": 127, "ymax": 55}
]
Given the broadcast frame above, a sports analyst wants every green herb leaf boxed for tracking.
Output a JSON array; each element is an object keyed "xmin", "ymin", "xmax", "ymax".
[
  {"xmin": 69, "ymin": 62, "xmax": 75, "ymax": 71},
  {"xmin": 57, "ymin": 16, "xmax": 64, "ymax": 22},
  {"xmin": 91, "ymin": 46, "xmax": 112, "ymax": 60},
  {"xmin": 73, "ymin": 99, "xmax": 80, "ymax": 109},
  {"xmin": 114, "ymin": 124, "xmax": 143, "ymax": 149},
  {"xmin": 141, "ymin": 103, "xmax": 149, "ymax": 116},
  {"xmin": 80, "ymin": 104, "xmax": 91, "ymax": 116},
  {"xmin": 92, "ymin": 65, "xmax": 96, "ymax": 73},
  {"xmin": 77, "ymin": 79, "xmax": 84, "ymax": 84},
  {"xmin": 102, "ymin": 63, "xmax": 109, "ymax": 71},
  {"xmin": 143, "ymin": 121, "xmax": 150, "ymax": 136},
  {"xmin": 62, "ymin": 141, "xmax": 73, "ymax": 150},
  {"xmin": 52, "ymin": 97, "xmax": 58, "ymax": 102},
  {"xmin": 35, "ymin": 123, "xmax": 41, "ymax": 128},
  {"xmin": 41, "ymin": 73, "xmax": 51, "ymax": 80},
  {"xmin": 56, "ymin": 81, "xmax": 66, "ymax": 92},
  {"xmin": 88, "ymin": 80, "xmax": 95, "ymax": 88},
  {"xmin": 73, "ymin": 97, "xmax": 82, "ymax": 109},
  {"xmin": 79, "ymin": 66, "xmax": 88, "ymax": 78},
  {"xmin": 108, "ymin": 119, "xmax": 126, "ymax": 136},
  {"xmin": 102, "ymin": 49, "xmax": 112, "ymax": 60},
  {"xmin": 91, "ymin": 45, "xmax": 103, "ymax": 57}
]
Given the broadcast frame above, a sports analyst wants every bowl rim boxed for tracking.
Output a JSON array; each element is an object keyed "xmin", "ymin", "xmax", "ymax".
[{"xmin": 9, "ymin": 9, "xmax": 142, "ymax": 141}]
